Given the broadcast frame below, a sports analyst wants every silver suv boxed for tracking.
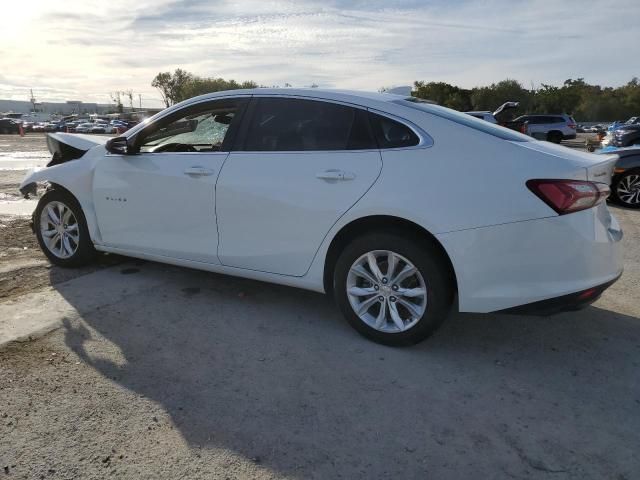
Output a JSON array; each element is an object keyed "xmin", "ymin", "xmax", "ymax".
[{"xmin": 515, "ymin": 114, "xmax": 577, "ymax": 143}]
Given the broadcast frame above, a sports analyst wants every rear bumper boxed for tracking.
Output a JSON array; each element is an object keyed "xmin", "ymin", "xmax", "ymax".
[
  {"xmin": 496, "ymin": 274, "xmax": 621, "ymax": 315},
  {"xmin": 436, "ymin": 204, "xmax": 623, "ymax": 313}
]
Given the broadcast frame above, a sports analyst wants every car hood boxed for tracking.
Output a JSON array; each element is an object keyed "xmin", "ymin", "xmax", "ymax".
[
  {"xmin": 45, "ymin": 132, "xmax": 110, "ymax": 167},
  {"xmin": 48, "ymin": 132, "xmax": 110, "ymax": 150},
  {"xmin": 617, "ymin": 124, "xmax": 640, "ymax": 132}
]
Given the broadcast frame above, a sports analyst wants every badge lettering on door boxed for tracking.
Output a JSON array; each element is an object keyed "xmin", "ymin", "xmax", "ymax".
[{"xmin": 105, "ymin": 196, "xmax": 127, "ymax": 202}]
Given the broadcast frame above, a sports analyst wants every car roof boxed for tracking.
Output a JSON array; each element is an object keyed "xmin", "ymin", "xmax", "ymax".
[
  {"xmin": 176, "ymin": 88, "xmax": 409, "ymax": 107},
  {"xmin": 125, "ymin": 88, "xmax": 416, "ymax": 138}
]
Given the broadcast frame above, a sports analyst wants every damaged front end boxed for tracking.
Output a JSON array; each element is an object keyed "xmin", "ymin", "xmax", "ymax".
[
  {"xmin": 19, "ymin": 181, "xmax": 39, "ymax": 199},
  {"xmin": 19, "ymin": 132, "xmax": 110, "ymax": 199},
  {"xmin": 46, "ymin": 134, "xmax": 86, "ymax": 167}
]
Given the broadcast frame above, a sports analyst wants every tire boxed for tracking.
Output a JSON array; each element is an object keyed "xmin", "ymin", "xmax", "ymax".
[
  {"xmin": 34, "ymin": 189, "xmax": 97, "ymax": 267},
  {"xmin": 610, "ymin": 169, "xmax": 640, "ymax": 209},
  {"xmin": 333, "ymin": 231, "xmax": 454, "ymax": 346},
  {"xmin": 547, "ymin": 131, "xmax": 562, "ymax": 144}
]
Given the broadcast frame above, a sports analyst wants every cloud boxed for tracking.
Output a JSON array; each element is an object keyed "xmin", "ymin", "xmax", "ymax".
[{"xmin": 0, "ymin": 0, "xmax": 638, "ymax": 106}]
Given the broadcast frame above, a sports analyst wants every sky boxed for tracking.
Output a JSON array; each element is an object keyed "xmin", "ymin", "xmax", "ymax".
[{"xmin": 1, "ymin": 0, "xmax": 638, "ymax": 108}]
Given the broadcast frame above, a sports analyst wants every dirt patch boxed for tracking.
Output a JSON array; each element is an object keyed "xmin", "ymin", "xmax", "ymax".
[{"xmin": 0, "ymin": 214, "xmax": 122, "ymax": 302}]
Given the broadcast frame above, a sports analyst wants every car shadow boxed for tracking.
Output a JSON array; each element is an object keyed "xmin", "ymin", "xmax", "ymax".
[{"xmin": 55, "ymin": 262, "xmax": 640, "ymax": 478}]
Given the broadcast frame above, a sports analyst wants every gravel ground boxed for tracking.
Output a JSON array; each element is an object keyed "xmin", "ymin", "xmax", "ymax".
[
  {"xmin": 0, "ymin": 134, "xmax": 121, "ymax": 302},
  {"xmin": 0, "ymin": 133, "xmax": 638, "ymax": 479}
]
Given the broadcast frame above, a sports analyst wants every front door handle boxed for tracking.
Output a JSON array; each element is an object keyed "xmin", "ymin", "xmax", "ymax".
[
  {"xmin": 184, "ymin": 166, "xmax": 215, "ymax": 176},
  {"xmin": 316, "ymin": 169, "xmax": 356, "ymax": 181}
]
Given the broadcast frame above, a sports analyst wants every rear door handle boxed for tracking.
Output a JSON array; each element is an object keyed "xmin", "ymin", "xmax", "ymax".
[
  {"xmin": 184, "ymin": 166, "xmax": 215, "ymax": 176},
  {"xmin": 316, "ymin": 169, "xmax": 355, "ymax": 181}
]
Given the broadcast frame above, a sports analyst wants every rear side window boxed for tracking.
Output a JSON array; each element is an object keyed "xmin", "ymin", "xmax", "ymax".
[
  {"xmin": 369, "ymin": 112, "xmax": 419, "ymax": 149},
  {"xmin": 242, "ymin": 98, "xmax": 376, "ymax": 151}
]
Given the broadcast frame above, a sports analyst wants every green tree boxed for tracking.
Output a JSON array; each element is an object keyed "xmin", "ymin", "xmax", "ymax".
[
  {"xmin": 151, "ymin": 69, "xmax": 193, "ymax": 107},
  {"xmin": 181, "ymin": 77, "xmax": 257, "ymax": 99},
  {"xmin": 152, "ymin": 69, "xmax": 258, "ymax": 105},
  {"xmin": 470, "ymin": 79, "xmax": 532, "ymax": 114},
  {"xmin": 413, "ymin": 81, "xmax": 472, "ymax": 111}
]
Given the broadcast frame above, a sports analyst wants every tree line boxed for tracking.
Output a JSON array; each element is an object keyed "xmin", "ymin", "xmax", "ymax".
[
  {"xmin": 413, "ymin": 78, "xmax": 640, "ymax": 122},
  {"xmin": 151, "ymin": 69, "xmax": 259, "ymax": 107},
  {"xmin": 152, "ymin": 70, "xmax": 640, "ymax": 122}
]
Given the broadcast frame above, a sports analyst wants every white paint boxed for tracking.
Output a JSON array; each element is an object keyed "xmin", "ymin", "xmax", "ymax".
[{"xmin": 19, "ymin": 89, "xmax": 624, "ymax": 313}]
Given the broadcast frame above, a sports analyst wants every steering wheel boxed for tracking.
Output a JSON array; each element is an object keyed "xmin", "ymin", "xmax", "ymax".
[{"xmin": 151, "ymin": 143, "xmax": 198, "ymax": 153}]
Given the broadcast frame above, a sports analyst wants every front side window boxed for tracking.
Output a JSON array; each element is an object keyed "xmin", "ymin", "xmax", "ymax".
[
  {"xmin": 137, "ymin": 100, "xmax": 243, "ymax": 153},
  {"xmin": 242, "ymin": 98, "xmax": 376, "ymax": 151}
]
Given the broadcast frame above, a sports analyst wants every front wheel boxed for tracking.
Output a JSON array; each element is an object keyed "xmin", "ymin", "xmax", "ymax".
[
  {"xmin": 333, "ymin": 232, "xmax": 454, "ymax": 346},
  {"xmin": 34, "ymin": 189, "xmax": 96, "ymax": 267},
  {"xmin": 611, "ymin": 170, "xmax": 640, "ymax": 208}
]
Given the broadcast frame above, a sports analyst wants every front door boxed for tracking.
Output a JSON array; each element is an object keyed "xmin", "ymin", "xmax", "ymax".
[
  {"xmin": 93, "ymin": 97, "xmax": 247, "ymax": 263},
  {"xmin": 216, "ymin": 97, "xmax": 382, "ymax": 276}
]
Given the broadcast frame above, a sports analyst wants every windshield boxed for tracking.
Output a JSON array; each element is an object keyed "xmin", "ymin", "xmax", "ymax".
[{"xmin": 396, "ymin": 98, "xmax": 532, "ymax": 142}]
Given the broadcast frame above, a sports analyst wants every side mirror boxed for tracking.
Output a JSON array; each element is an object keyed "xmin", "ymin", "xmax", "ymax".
[{"xmin": 105, "ymin": 136, "xmax": 131, "ymax": 155}]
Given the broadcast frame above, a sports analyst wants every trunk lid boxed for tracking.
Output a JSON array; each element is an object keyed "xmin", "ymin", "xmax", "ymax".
[{"xmin": 512, "ymin": 140, "xmax": 618, "ymax": 183}]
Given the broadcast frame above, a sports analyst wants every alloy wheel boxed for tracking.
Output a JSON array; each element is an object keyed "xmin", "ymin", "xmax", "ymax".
[
  {"xmin": 616, "ymin": 174, "xmax": 640, "ymax": 206},
  {"xmin": 39, "ymin": 201, "xmax": 80, "ymax": 259},
  {"xmin": 346, "ymin": 250, "xmax": 427, "ymax": 333}
]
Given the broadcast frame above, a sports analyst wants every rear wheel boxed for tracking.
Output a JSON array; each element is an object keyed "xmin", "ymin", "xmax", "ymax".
[
  {"xmin": 333, "ymin": 232, "xmax": 454, "ymax": 346},
  {"xmin": 611, "ymin": 170, "xmax": 640, "ymax": 208},
  {"xmin": 34, "ymin": 189, "xmax": 96, "ymax": 267},
  {"xmin": 547, "ymin": 131, "xmax": 562, "ymax": 144}
]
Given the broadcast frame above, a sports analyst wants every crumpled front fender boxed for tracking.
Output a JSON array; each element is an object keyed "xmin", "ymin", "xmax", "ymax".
[{"xmin": 18, "ymin": 156, "xmax": 102, "ymax": 244}]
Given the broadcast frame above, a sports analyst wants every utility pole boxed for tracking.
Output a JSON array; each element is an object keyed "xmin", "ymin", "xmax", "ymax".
[
  {"xmin": 30, "ymin": 89, "xmax": 37, "ymax": 112},
  {"xmin": 138, "ymin": 94, "xmax": 142, "ymax": 109}
]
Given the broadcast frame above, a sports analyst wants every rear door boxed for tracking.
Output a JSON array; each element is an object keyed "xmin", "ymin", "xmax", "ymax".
[{"xmin": 215, "ymin": 96, "xmax": 382, "ymax": 276}]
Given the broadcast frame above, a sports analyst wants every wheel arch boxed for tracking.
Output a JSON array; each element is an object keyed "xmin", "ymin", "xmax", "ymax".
[{"xmin": 322, "ymin": 215, "xmax": 458, "ymax": 296}]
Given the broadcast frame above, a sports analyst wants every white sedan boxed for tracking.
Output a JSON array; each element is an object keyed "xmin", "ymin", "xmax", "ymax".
[{"xmin": 20, "ymin": 89, "xmax": 623, "ymax": 345}]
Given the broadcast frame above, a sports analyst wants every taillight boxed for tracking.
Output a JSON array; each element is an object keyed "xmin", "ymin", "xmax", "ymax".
[
  {"xmin": 568, "ymin": 123, "xmax": 576, "ymax": 129},
  {"xmin": 526, "ymin": 179, "xmax": 610, "ymax": 215}
]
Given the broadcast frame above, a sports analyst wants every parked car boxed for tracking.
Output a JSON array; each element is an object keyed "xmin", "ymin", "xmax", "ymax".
[
  {"xmin": 89, "ymin": 123, "xmax": 115, "ymax": 134},
  {"xmin": 607, "ymin": 124, "xmax": 640, "ymax": 148},
  {"xmin": 464, "ymin": 101, "xmax": 519, "ymax": 124},
  {"xmin": 0, "ymin": 118, "xmax": 21, "ymax": 134},
  {"xmin": 602, "ymin": 118, "xmax": 640, "ymax": 148},
  {"xmin": 465, "ymin": 111, "xmax": 497, "ymax": 123},
  {"xmin": 595, "ymin": 147, "xmax": 640, "ymax": 208},
  {"xmin": 74, "ymin": 123, "xmax": 94, "ymax": 133},
  {"xmin": 20, "ymin": 89, "xmax": 623, "ymax": 346},
  {"xmin": 506, "ymin": 114, "xmax": 577, "ymax": 143},
  {"xmin": 585, "ymin": 124, "xmax": 606, "ymax": 134}
]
